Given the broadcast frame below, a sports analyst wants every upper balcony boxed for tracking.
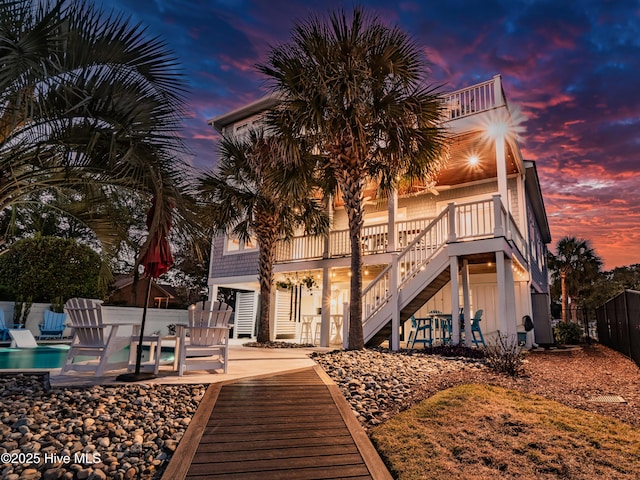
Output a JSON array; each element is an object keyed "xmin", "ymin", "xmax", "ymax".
[{"xmin": 441, "ymin": 75, "xmax": 506, "ymax": 123}]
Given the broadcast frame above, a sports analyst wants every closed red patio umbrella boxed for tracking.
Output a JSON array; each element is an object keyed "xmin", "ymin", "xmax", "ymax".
[{"xmin": 117, "ymin": 198, "xmax": 173, "ymax": 382}]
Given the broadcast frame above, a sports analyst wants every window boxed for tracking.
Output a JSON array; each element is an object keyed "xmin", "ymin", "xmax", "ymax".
[{"xmin": 224, "ymin": 234, "xmax": 257, "ymax": 254}]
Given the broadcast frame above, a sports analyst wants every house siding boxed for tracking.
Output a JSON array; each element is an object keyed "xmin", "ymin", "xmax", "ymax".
[
  {"xmin": 526, "ymin": 199, "xmax": 549, "ymax": 292},
  {"xmin": 211, "ymin": 236, "xmax": 259, "ymax": 279}
]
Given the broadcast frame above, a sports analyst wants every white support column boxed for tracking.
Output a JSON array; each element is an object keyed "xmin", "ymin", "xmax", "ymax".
[
  {"xmin": 494, "ymin": 133, "xmax": 511, "ymax": 240},
  {"xmin": 505, "ymin": 258, "xmax": 518, "ymax": 341},
  {"xmin": 461, "ymin": 260, "xmax": 472, "ymax": 347},
  {"xmin": 390, "ymin": 253, "xmax": 400, "ymax": 351},
  {"xmin": 387, "ymin": 191, "xmax": 398, "ymax": 252},
  {"xmin": 323, "ymin": 196, "xmax": 333, "ymax": 259},
  {"xmin": 496, "ymin": 136, "xmax": 508, "ymax": 209},
  {"xmin": 496, "ymin": 251, "xmax": 508, "ymax": 337},
  {"xmin": 450, "ymin": 256, "xmax": 460, "ymax": 345},
  {"xmin": 208, "ymin": 284, "xmax": 219, "ymax": 304},
  {"xmin": 496, "ymin": 251, "xmax": 517, "ymax": 344},
  {"xmin": 321, "ymin": 267, "xmax": 331, "ymax": 347}
]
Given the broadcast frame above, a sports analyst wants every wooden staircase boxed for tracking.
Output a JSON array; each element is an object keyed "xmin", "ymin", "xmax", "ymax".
[{"xmin": 364, "ymin": 250, "xmax": 452, "ymax": 347}]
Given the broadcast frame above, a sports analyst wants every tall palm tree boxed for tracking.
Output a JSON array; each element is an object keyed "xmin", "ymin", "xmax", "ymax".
[
  {"xmin": 199, "ymin": 129, "xmax": 328, "ymax": 343},
  {"xmin": 548, "ymin": 236, "xmax": 602, "ymax": 322},
  {"xmin": 258, "ymin": 7, "xmax": 448, "ymax": 349},
  {"xmin": 0, "ymin": 0, "xmax": 194, "ymax": 264}
]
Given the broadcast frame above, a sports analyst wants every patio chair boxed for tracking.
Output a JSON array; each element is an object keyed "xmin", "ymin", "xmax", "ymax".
[
  {"xmin": 38, "ymin": 310, "xmax": 67, "ymax": 340},
  {"xmin": 0, "ymin": 309, "xmax": 25, "ymax": 341},
  {"xmin": 61, "ymin": 298, "xmax": 130, "ymax": 376},
  {"xmin": 407, "ymin": 315, "xmax": 433, "ymax": 348},
  {"xmin": 0, "ymin": 309, "xmax": 10, "ymax": 341},
  {"xmin": 470, "ymin": 309, "xmax": 486, "ymax": 347},
  {"xmin": 176, "ymin": 301, "xmax": 233, "ymax": 375}
]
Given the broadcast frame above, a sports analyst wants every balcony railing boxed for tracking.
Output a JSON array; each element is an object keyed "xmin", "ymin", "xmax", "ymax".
[
  {"xmin": 442, "ymin": 75, "xmax": 505, "ymax": 121},
  {"xmin": 275, "ymin": 194, "xmax": 527, "ymax": 267},
  {"xmin": 276, "ymin": 218, "xmax": 432, "ymax": 262}
]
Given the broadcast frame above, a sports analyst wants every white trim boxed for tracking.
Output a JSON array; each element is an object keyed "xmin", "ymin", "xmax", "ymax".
[{"xmin": 210, "ymin": 275, "xmax": 259, "ymax": 285}]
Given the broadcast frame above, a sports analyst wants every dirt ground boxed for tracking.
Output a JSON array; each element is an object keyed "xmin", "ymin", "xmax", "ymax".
[{"xmin": 410, "ymin": 343, "xmax": 640, "ymax": 429}]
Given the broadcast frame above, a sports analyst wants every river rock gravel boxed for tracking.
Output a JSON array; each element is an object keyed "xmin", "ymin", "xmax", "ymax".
[
  {"xmin": 311, "ymin": 348, "xmax": 486, "ymax": 428},
  {"xmin": 0, "ymin": 375, "xmax": 205, "ymax": 480}
]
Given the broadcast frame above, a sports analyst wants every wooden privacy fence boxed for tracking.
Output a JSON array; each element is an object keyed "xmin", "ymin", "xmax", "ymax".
[{"xmin": 596, "ymin": 289, "xmax": 640, "ymax": 367}]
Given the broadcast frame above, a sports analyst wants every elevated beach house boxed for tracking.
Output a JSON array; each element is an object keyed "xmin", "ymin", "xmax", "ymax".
[{"xmin": 206, "ymin": 75, "xmax": 552, "ymax": 349}]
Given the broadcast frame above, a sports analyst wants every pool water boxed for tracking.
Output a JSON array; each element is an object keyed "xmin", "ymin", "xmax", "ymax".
[{"xmin": 0, "ymin": 346, "xmax": 174, "ymax": 370}]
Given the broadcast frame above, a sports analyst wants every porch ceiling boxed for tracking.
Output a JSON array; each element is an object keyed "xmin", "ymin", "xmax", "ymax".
[
  {"xmin": 433, "ymin": 131, "xmax": 518, "ymax": 187},
  {"xmin": 333, "ymin": 131, "xmax": 518, "ymax": 206}
]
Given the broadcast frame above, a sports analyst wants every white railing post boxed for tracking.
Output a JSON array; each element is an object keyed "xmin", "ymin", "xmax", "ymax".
[
  {"xmin": 447, "ymin": 202, "xmax": 457, "ymax": 242},
  {"xmin": 342, "ymin": 302, "xmax": 350, "ymax": 349},
  {"xmin": 493, "ymin": 195, "xmax": 504, "ymax": 237},
  {"xmin": 493, "ymin": 74, "xmax": 504, "ymax": 107}
]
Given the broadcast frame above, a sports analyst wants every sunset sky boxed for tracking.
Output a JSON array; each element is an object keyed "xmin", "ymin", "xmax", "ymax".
[{"xmin": 110, "ymin": 0, "xmax": 639, "ymax": 270}]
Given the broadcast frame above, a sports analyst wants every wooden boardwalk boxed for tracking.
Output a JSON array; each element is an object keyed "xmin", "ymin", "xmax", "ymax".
[{"xmin": 162, "ymin": 366, "xmax": 392, "ymax": 479}]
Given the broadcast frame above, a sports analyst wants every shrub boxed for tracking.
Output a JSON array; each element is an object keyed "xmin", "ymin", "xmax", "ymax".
[
  {"xmin": 421, "ymin": 344, "xmax": 486, "ymax": 359},
  {"xmin": 485, "ymin": 333, "xmax": 525, "ymax": 377},
  {"xmin": 0, "ymin": 235, "xmax": 103, "ymax": 302},
  {"xmin": 553, "ymin": 321, "xmax": 583, "ymax": 345}
]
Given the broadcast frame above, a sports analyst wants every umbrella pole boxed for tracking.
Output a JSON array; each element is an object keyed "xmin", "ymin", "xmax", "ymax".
[{"xmin": 116, "ymin": 276, "xmax": 156, "ymax": 382}]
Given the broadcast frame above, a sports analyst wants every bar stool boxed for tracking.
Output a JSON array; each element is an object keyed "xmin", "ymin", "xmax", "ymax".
[{"xmin": 300, "ymin": 315, "xmax": 314, "ymax": 344}]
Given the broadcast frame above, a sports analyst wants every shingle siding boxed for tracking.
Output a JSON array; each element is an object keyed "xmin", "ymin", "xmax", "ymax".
[{"xmin": 211, "ymin": 236, "xmax": 259, "ymax": 279}]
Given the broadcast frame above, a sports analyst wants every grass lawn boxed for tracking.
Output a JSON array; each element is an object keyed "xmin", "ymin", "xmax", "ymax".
[{"xmin": 370, "ymin": 384, "xmax": 640, "ymax": 479}]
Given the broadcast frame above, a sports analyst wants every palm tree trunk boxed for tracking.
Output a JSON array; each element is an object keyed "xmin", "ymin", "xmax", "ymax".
[
  {"xmin": 256, "ymin": 229, "xmax": 278, "ymax": 343},
  {"xmin": 339, "ymin": 172, "xmax": 366, "ymax": 350}
]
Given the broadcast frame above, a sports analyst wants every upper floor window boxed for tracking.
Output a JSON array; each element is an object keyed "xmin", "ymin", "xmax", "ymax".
[{"xmin": 225, "ymin": 234, "xmax": 257, "ymax": 254}]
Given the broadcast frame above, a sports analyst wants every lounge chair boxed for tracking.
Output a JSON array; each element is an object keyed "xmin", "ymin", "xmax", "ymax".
[
  {"xmin": 9, "ymin": 329, "xmax": 38, "ymax": 348},
  {"xmin": 61, "ymin": 298, "xmax": 130, "ymax": 376},
  {"xmin": 176, "ymin": 301, "xmax": 233, "ymax": 375},
  {"xmin": 38, "ymin": 310, "xmax": 67, "ymax": 339}
]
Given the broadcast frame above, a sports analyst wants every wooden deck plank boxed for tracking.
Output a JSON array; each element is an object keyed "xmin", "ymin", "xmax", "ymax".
[
  {"xmin": 194, "ymin": 434, "xmax": 355, "ymax": 452},
  {"xmin": 192, "ymin": 444, "xmax": 359, "ymax": 463},
  {"xmin": 163, "ymin": 366, "xmax": 392, "ymax": 480},
  {"xmin": 187, "ymin": 453, "xmax": 366, "ymax": 474},
  {"xmin": 185, "ymin": 464, "xmax": 372, "ymax": 479}
]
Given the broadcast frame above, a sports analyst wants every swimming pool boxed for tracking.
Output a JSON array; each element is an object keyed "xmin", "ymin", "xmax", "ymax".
[{"xmin": 0, "ymin": 346, "xmax": 174, "ymax": 370}]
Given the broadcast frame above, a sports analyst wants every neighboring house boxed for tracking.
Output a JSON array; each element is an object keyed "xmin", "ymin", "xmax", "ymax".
[
  {"xmin": 108, "ymin": 275, "xmax": 180, "ymax": 308},
  {"xmin": 207, "ymin": 75, "xmax": 553, "ymax": 348}
]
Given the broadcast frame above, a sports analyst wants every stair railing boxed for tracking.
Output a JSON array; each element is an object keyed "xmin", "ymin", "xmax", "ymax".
[{"xmin": 362, "ymin": 206, "xmax": 451, "ymax": 324}]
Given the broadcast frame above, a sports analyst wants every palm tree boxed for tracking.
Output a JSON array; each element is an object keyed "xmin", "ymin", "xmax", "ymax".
[
  {"xmin": 0, "ymin": 0, "xmax": 194, "ymax": 264},
  {"xmin": 199, "ymin": 129, "xmax": 328, "ymax": 343},
  {"xmin": 258, "ymin": 7, "xmax": 447, "ymax": 349},
  {"xmin": 548, "ymin": 236, "xmax": 602, "ymax": 322}
]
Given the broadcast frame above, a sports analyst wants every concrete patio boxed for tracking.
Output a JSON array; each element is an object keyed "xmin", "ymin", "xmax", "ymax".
[{"xmin": 48, "ymin": 339, "xmax": 332, "ymax": 387}]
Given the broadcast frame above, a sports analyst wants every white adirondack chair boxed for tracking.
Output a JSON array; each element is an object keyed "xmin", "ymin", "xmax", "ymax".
[
  {"xmin": 61, "ymin": 298, "xmax": 130, "ymax": 376},
  {"xmin": 176, "ymin": 301, "xmax": 233, "ymax": 375}
]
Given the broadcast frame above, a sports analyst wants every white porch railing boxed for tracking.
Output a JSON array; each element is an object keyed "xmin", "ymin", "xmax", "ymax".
[
  {"xmin": 275, "ymin": 234, "xmax": 324, "ymax": 261},
  {"xmin": 442, "ymin": 75, "xmax": 504, "ymax": 121},
  {"xmin": 276, "ymin": 218, "xmax": 434, "ymax": 262}
]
